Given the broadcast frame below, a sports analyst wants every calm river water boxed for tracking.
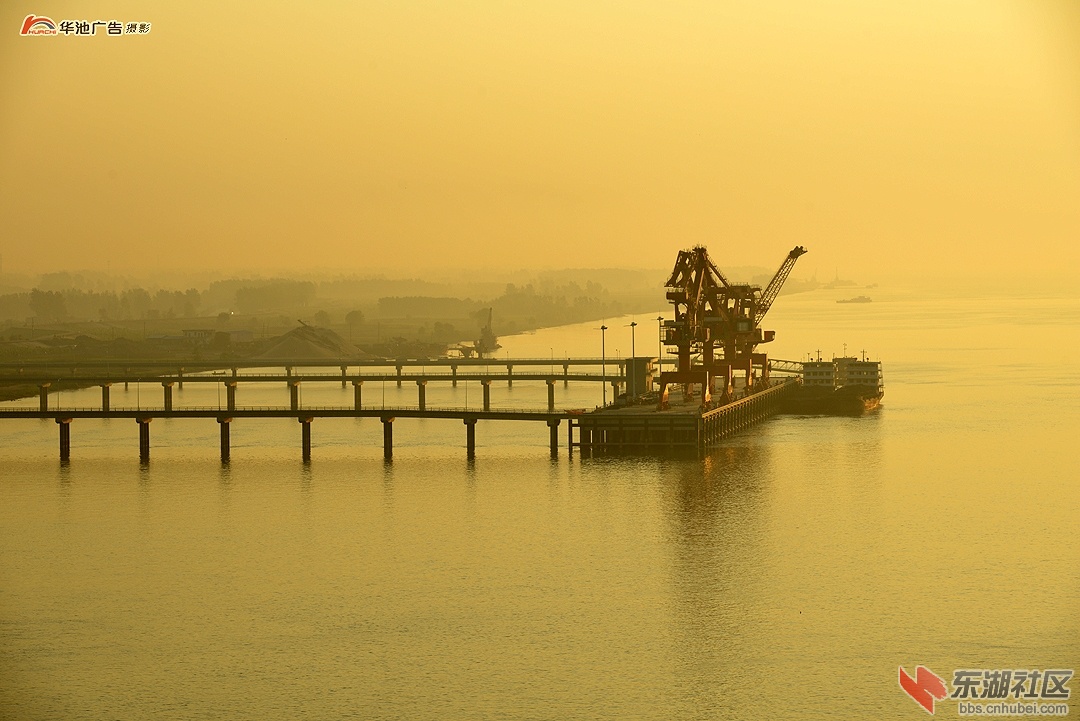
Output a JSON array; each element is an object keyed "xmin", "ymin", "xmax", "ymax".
[{"xmin": 2, "ymin": 288, "xmax": 1078, "ymax": 720}]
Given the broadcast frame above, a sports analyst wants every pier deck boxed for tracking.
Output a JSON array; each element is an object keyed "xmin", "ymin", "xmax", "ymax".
[{"xmin": 575, "ymin": 378, "xmax": 796, "ymax": 454}]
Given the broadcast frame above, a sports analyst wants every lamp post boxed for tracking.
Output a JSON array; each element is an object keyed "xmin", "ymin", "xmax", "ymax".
[
  {"xmin": 656, "ymin": 315, "xmax": 664, "ymax": 380},
  {"xmin": 627, "ymin": 321, "xmax": 637, "ymax": 397},
  {"xmin": 600, "ymin": 324, "xmax": 608, "ymax": 406}
]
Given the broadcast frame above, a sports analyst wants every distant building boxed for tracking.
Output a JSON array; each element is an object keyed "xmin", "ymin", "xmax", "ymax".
[
  {"xmin": 183, "ymin": 328, "xmax": 252, "ymax": 345},
  {"xmin": 182, "ymin": 329, "xmax": 214, "ymax": 341},
  {"xmin": 225, "ymin": 329, "xmax": 253, "ymax": 343}
]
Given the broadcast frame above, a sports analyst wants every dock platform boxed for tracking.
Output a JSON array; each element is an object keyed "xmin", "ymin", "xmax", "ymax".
[{"xmin": 574, "ymin": 378, "xmax": 796, "ymax": 455}]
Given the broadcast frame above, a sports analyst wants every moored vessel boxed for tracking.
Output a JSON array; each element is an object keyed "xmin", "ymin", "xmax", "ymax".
[{"xmin": 784, "ymin": 353, "xmax": 884, "ymax": 414}]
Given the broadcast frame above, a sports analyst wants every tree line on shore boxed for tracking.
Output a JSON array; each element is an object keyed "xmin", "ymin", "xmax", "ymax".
[{"xmin": 0, "ymin": 273, "xmax": 661, "ymax": 354}]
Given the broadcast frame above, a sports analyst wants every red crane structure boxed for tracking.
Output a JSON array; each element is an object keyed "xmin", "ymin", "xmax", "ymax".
[{"xmin": 657, "ymin": 245, "xmax": 807, "ymax": 409}]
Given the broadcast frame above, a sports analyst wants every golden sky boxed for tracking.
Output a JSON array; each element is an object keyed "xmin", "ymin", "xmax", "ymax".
[{"xmin": 2, "ymin": 1, "xmax": 1078, "ymax": 281}]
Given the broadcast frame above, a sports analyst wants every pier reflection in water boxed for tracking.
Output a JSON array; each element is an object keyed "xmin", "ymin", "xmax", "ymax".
[
  {"xmin": 657, "ymin": 418, "xmax": 891, "ymax": 718},
  {"xmin": 662, "ymin": 445, "xmax": 772, "ymax": 718}
]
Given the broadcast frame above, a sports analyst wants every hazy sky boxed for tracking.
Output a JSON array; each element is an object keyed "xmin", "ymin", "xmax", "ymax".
[{"xmin": 2, "ymin": 1, "xmax": 1078, "ymax": 281}]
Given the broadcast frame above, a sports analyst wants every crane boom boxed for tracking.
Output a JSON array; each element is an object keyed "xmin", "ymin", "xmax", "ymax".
[{"xmin": 755, "ymin": 246, "xmax": 807, "ymax": 327}]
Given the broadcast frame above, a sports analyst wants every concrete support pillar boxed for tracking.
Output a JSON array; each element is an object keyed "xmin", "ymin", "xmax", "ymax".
[
  {"xmin": 289, "ymin": 380, "xmax": 301, "ymax": 411},
  {"xmin": 299, "ymin": 417, "xmax": 312, "ymax": 462},
  {"xmin": 218, "ymin": 417, "xmax": 231, "ymax": 462},
  {"xmin": 580, "ymin": 426, "xmax": 592, "ymax": 458},
  {"xmin": 56, "ymin": 418, "xmax": 72, "ymax": 462},
  {"xmin": 507, "ymin": 364, "xmax": 513, "ymax": 387},
  {"xmin": 225, "ymin": 381, "xmax": 237, "ymax": 412},
  {"xmin": 177, "ymin": 368, "xmax": 184, "ymax": 389},
  {"xmin": 382, "ymin": 417, "xmax": 394, "ymax": 460},
  {"xmin": 396, "ymin": 365, "xmax": 403, "ymax": 388},
  {"xmin": 137, "ymin": 417, "xmax": 151, "ymax": 462},
  {"xmin": 548, "ymin": 419, "xmax": 560, "ymax": 456},
  {"xmin": 451, "ymin": 365, "xmax": 458, "ymax": 388},
  {"xmin": 547, "ymin": 379, "xmax": 556, "ymax": 412},
  {"xmin": 352, "ymin": 380, "xmax": 363, "ymax": 411},
  {"xmin": 162, "ymin": 382, "xmax": 174, "ymax": 412},
  {"xmin": 464, "ymin": 418, "xmax": 476, "ymax": 459},
  {"xmin": 416, "ymin": 380, "xmax": 427, "ymax": 411},
  {"xmin": 38, "ymin": 383, "xmax": 50, "ymax": 412},
  {"xmin": 284, "ymin": 366, "xmax": 291, "ymax": 386},
  {"xmin": 611, "ymin": 381, "xmax": 621, "ymax": 400},
  {"xmin": 101, "ymin": 383, "xmax": 111, "ymax": 412},
  {"xmin": 481, "ymin": 379, "xmax": 491, "ymax": 412},
  {"xmin": 341, "ymin": 365, "xmax": 348, "ymax": 388},
  {"xmin": 563, "ymin": 364, "xmax": 569, "ymax": 387}
]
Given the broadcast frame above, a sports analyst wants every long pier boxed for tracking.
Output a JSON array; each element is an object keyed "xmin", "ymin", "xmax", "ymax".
[
  {"xmin": 0, "ymin": 357, "xmax": 628, "ymax": 371},
  {"xmin": 0, "ymin": 405, "xmax": 575, "ymax": 463},
  {"xmin": 3, "ymin": 357, "xmax": 636, "ymax": 414},
  {"xmin": 1, "ymin": 357, "xmax": 804, "ymax": 462},
  {"xmin": 0, "ymin": 357, "xmax": 628, "ymax": 463},
  {"xmin": 0, "ymin": 356, "xmax": 630, "ymax": 381},
  {"xmin": 12, "ymin": 372, "xmax": 627, "ymax": 414}
]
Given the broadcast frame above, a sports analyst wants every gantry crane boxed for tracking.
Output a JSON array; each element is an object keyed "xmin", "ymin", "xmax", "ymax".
[{"xmin": 657, "ymin": 245, "xmax": 806, "ymax": 408}]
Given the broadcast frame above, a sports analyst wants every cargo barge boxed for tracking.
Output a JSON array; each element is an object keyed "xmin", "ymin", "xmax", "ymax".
[{"xmin": 783, "ymin": 353, "xmax": 884, "ymax": 414}]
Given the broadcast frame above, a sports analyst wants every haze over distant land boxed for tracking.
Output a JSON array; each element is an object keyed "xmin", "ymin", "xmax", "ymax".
[{"xmin": 1, "ymin": 1, "xmax": 1078, "ymax": 284}]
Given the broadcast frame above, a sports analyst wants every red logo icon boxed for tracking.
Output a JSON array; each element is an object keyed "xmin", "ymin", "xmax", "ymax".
[
  {"xmin": 899, "ymin": 665, "xmax": 948, "ymax": 714},
  {"xmin": 20, "ymin": 15, "xmax": 57, "ymax": 35}
]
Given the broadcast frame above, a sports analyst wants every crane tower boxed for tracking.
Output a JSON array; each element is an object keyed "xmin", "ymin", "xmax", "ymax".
[{"xmin": 657, "ymin": 245, "xmax": 806, "ymax": 408}]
